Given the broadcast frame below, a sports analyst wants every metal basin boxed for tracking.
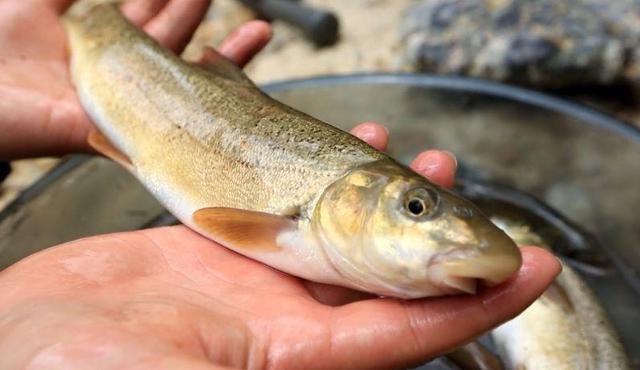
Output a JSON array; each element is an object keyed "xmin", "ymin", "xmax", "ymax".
[{"xmin": 1, "ymin": 74, "xmax": 638, "ymax": 369}]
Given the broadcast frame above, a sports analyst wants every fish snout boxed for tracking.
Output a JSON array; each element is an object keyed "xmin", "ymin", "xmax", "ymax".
[{"xmin": 430, "ymin": 229, "xmax": 522, "ymax": 294}]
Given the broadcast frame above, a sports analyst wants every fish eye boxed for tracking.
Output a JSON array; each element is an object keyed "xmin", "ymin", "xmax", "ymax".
[
  {"xmin": 407, "ymin": 198, "xmax": 425, "ymax": 215},
  {"xmin": 403, "ymin": 187, "xmax": 439, "ymax": 219}
]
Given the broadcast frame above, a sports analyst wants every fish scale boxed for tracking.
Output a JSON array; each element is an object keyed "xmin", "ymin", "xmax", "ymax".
[{"xmin": 64, "ymin": 3, "xmax": 522, "ymax": 298}]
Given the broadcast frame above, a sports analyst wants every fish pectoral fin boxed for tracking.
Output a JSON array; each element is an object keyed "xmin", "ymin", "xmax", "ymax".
[
  {"xmin": 88, "ymin": 130, "xmax": 134, "ymax": 172},
  {"xmin": 196, "ymin": 47, "xmax": 253, "ymax": 84},
  {"xmin": 539, "ymin": 279, "xmax": 574, "ymax": 312},
  {"xmin": 192, "ymin": 207, "xmax": 297, "ymax": 252},
  {"xmin": 446, "ymin": 342, "xmax": 505, "ymax": 370}
]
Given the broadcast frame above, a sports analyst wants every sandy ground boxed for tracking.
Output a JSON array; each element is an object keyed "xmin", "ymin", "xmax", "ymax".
[
  {"xmin": 244, "ymin": 0, "xmax": 414, "ymax": 82},
  {"xmin": 183, "ymin": 0, "xmax": 414, "ymax": 82}
]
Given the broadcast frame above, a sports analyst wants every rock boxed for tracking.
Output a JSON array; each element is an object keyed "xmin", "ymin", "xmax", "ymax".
[{"xmin": 399, "ymin": 0, "xmax": 640, "ymax": 87}]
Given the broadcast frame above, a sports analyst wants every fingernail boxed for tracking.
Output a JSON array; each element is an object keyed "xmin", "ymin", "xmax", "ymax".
[
  {"xmin": 355, "ymin": 125, "xmax": 376, "ymax": 138},
  {"xmin": 443, "ymin": 150, "xmax": 458, "ymax": 167},
  {"xmin": 359, "ymin": 130, "xmax": 376, "ymax": 142},
  {"xmin": 414, "ymin": 151, "xmax": 441, "ymax": 173}
]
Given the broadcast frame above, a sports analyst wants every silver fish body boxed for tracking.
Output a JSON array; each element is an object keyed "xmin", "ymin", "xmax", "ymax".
[{"xmin": 491, "ymin": 219, "xmax": 630, "ymax": 370}]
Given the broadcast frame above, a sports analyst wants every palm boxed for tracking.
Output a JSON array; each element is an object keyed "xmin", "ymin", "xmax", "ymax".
[
  {"xmin": 0, "ymin": 1, "xmax": 88, "ymax": 157},
  {"xmin": 0, "ymin": 226, "xmax": 352, "ymax": 369},
  {"xmin": 1, "ymin": 226, "xmax": 556, "ymax": 370}
]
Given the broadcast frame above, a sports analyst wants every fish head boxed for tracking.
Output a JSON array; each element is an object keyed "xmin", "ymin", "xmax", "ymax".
[{"xmin": 312, "ymin": 160, "xmax": 522, "ymax": 298}]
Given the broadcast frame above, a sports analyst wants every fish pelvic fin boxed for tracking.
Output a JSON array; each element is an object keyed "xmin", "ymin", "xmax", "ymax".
[
  {"xmin": 88, "ymin": 130, "xmax": 134, "ymax": 172},
  {"xmin": 192, "ymin": 207, "xmax": 297, "ymax": 252},
  {"xmin": 195, "ymin": 47, "xmax": 253, "ymax": 84}
]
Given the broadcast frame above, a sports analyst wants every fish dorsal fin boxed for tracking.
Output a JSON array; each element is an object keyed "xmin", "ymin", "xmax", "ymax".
[
  {"xmin": 192, "ymin": 207, "xmax": 297, "ymax": 251},
  {"xmin": 88, "ymin": 130, "xmax": 134, "ymax": 172},
  {"xmin": 196, "ymin": 47, "xmax": 252, "ymax": 84}
]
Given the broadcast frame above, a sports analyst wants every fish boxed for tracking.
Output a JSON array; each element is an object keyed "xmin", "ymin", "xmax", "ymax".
[
  {"xmin": 62, "ymin": 3, "xmax": 521, "ymax": 298},
  {"xmin": 446, "ymin": 341, "xmax": 505, "ymax": 370},
  {"xmin": 490, "ymin": 218, "xmax": 630, "ymax": 370},
  {"xmin": 444, "ymin": 179, "xmax": 631, "ymax": 369},
  {"xmin": 454, "ymin": 176, "xmax": 611, "ymax": 276}
]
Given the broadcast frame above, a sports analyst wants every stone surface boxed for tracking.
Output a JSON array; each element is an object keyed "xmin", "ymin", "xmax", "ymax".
[{"xmin": 400, "ymin": 0, "xmax": 640, "ymax": 87}]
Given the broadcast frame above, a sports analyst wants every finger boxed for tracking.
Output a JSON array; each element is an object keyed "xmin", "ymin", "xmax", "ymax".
[
  {"xmin": 49, "ymin": 0, "xmax": 77, "ymax": 13},
  {"xmin": 410, "ymin": 150, "xmax": 457, "ymax": 188},
  {"xmin": 324, "ymin": 247, "xmax": 560, "ymax": 370},
  {"xmin": 144, "ymin": 0, "xmax": 211, "ymax": 53},
  {"xmin": 159, "ymin": 355, "xmax": 231, "ymax": 370},
  {"xmin": 303, "ymin": 281, "xmax": 375, "ymax": 306},
  {"xmin": 218, "ymin": 21, "xmax": 272, "ymax": 67},
  {"xmin": 350, "ymin": 122, "xmax": 388, "ymax": 152},
  {"xmin": 120, "ymin": 0, "xmax": 168, "ymax": 26}
]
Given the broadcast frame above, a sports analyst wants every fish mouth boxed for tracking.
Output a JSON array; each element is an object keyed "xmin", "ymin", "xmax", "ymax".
[
  {"xmin": 428, "ymin": 263, "xmax": 479, "ymax": 294},
  {"xmin": 428, "ymin": 240, "xmax": 522, "ymax": 294},
  {"xmin": 430, "ymin": 254, "xmax": 522, "ymax": 294}
]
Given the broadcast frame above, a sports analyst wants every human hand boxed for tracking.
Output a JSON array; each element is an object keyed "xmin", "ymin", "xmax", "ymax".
[
  {"xmin": 0, "ymin": 125, "xmax": 560, "ymax": 369},
  {"xmin": 0, "ymin": 0, "xmax": 271, "ymax": 160}
]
